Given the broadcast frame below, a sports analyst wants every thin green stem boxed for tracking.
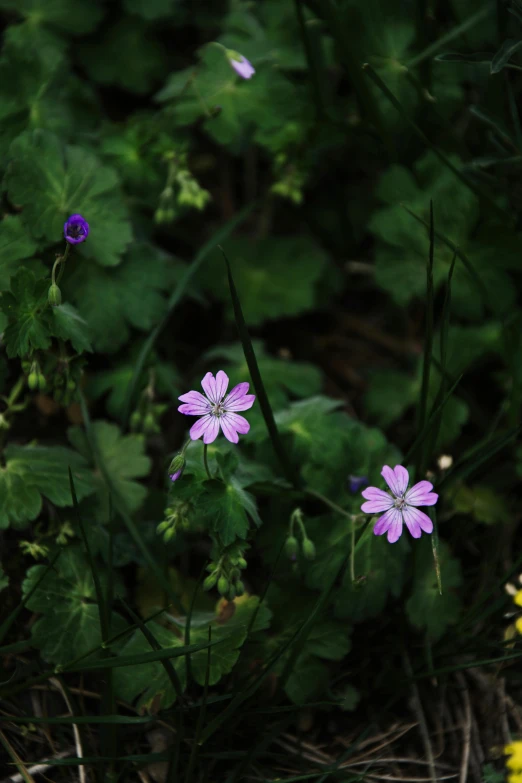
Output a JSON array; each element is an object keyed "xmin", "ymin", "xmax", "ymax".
[
  {"xmin": 350, "ymin": 516, "xmax": 355, "ymax": 584},
  {"xmin": 304, "ymin": 488, "xmax": 355, "ymax": 523},
  {"xmin": 55, "ymin": 242, "xmax": 71, "ymax": 286},
  {"xmin": 203, "ymin": 444, "xmax": 212, "ymax": 479}
]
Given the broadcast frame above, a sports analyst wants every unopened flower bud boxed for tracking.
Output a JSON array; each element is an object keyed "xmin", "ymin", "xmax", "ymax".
[
  {"xmin": 285, "ymin": 536, "xmax": 299, "ymax": 559},
  {"xmin": 235, "ymin": 580, "xmax": 245, "ymax": 597},
  {"xmin": 130, "ymin": 411, "xmax": 142, "ymax": 430},
  {"xmin": 37, "ymin": 373, "xmax": 47, "ymax": 392},
  {"xmin": 230, "ymin": 567, "xmax": 240, "ymax": 582},
  {"xmin": 28, "ymin": 372, "xmax": 39, "ymax": 390},
  {"xmin": 227, "ymin": 585, "xmax": 236, "ymax": 601},
  {"xmin": 48, "ymin": 283, "xmax": 62, "ymax": 307},
  {"xmin": 217, "ymin": 576, "xmax": 229, "ymax": 596},
  {"xmin": 168, "ymin": 453, "xmax": 186, "ymax": 483},
  {"xmin": 302, "ymin": 538, "xmax": 316, "ymax": 561},
  {"xmin": 237, "ymin": 557, "xmax": 247, "ymax": 569},
  {"xmin": 203, "ymin": 572, "xmax": 218, "ymax": 590}
]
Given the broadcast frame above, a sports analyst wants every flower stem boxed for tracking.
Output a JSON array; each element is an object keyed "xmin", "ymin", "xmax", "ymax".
[
  {"xmin": 304, "ymin": 487, "xmax": 356, "ymax": 523},
  {"xmin": 52, "ymin": 242, "xmax": 72, "ymax": 287},
  {"xmin": 203, "ymin": 444, "xmax": 212, "ymax": 479}
]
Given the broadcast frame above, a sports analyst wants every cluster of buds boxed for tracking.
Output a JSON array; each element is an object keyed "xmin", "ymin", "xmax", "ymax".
[
  {"xmin": 25, "ymin": 360, "xmax": 47, "ymax": 392},
  {"xmin": 154, "ymin": 151, "xmax": 211, "ymax": 224},
  {"xmin": 156, "ymin": 499, "xmax": 193, "ymax": 542},
  {"xmin": 285, "ymin": 508, "xmax": 316, "ymax": 561},
  {"xmin": 203, "ymin": 544, "xmax": 248, "ymax": 601},
  {"xmin": 271, "ymin": 153, "xmax": 307, "ymax": 206},
  {"xmin": 130, "ymin": 372, "xmax": 167, "ymax": 435}
]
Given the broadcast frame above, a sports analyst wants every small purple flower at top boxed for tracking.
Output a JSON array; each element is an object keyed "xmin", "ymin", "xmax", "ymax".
[
  {"xmin": 226, "ymin": 49, "xmax": 255, "ymax": 79},
  {"xmin": 64, "ymin": 214, "xmax": 89, "ymax": 244},
  {"xmin": 349, "ymin": 474, "xmax": 368, "ymax": 493},
  {"xmin": 178, "ymin": 370, "xmax": 255, "ymax": 445},
  {"xmin": 361, "ymin": 465, "xmax": 438, "ymax": 544}
]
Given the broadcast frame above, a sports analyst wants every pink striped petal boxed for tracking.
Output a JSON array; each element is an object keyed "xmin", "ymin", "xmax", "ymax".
[
  {"xmin": 361, "ymin": 486, "xmax": 393, "ymax": 502},
  {"xmin": 224, "ymin": 382, "xmax": 250, "ymax": 406},
  {"xmin": 223, "ymin": 382, "xmax": 256, "ymax": 411},
  {"xmin": 381, "ymin": 465, "xmax": 409, "ymax": 497},
  {"xmin": 373, "ymin": 507, "xmax": 396, "ymax": 536},
  {"xmin": 224, "ymin": 412, "xmax": 250, "ymax": 435},
  {"xmin": 203, "ymin": 416, "xmax": 220, "ymax": 444},
  {"xmin": 220, "ymin": 415, "xmax": 239, "ymax": 444},
  {"xmin": 387, "ymin": 508, "xmax": 404, "ymax": 543},
  {"xmin": 404, "ymin": 505, "xmax": 433, "ymax": 534},
  {"xmin": 361, "ymin": 493, "xmax": 394, "ymax": 513},
  {"xmin": 405, "ymin": 481, "xmax": 438, "ymax": 507},
  {"xmin": 178, "ymin": 401, "xmax": 211, "ymax": 416},
  {"xmin": 201, "ymin": 371, "xmax": 229, "ymax": 404},
  {"xmin": 190, "ymin": 414, "xmax": 214, "ymax": 441},
  {"xmin": 401, "ymin": 506, "xmax": 421, "ymax": 538},
  {"xmin": 178, "ymin": 390, "xmax": 211, "ymax": 411}
]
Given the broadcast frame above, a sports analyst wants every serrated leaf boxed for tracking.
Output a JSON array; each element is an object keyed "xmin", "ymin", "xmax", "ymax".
[
  {"xmin": 406, "ymin": 540, "xmax": 462, "ymax": 640},
  {"xmin": 5, "ymin": 443, "xmax": 94, "ymax": 506},
  {"xmin": 200, "ymin": 478, "xmax": 261, "ymax": 546},
  {"xmin": 52, "ymin": 303, "xmax": 92, "ymax": 353},
  {"xmin": 0, "ymin": 268, "xmax": 51, "ymax": 358},
  {"xmin": 452, "ymin": 484, "xmax": 510, "ymax": 525},
  {"xmin": 78, "ymin": 16, "xmax": 167, "ymax": 94},
  {"xmin": 284, "ymin": 655, "xmax": 329, "ymax": 704},
  {"xmin": 5, "ymin": 130, "xmax": 132, "ymax": 267},
  {"xmin": 22, "ymin": 546, "xmax": 126, "ymax": 664},
  {"xmin": 66, "ymin": 243, "xmax": 185, "ymax": 353},
  {"xmin": 0, "ymin": 215, "xmax": 40, "ymax": 290},
  {"xmin": 68, "ymin": 421, "xmax": 151, "ymax": 514},
  {"xmin": 200, "ymin": 237, "xmax": 327, "ymax": 325}
]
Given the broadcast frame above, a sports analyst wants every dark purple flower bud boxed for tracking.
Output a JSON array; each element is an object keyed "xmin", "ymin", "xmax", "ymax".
[
  {"xmin": 64, "ymin": 214, "xmax": 89, "ymax": 245},
  {"xmin": 349, "ymin": 475, "xmax": 368, "ymax": 493}
]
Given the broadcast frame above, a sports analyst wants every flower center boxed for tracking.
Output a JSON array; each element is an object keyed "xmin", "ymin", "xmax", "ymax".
[
  {"xmin": 67, "ymin": 223, "xmax": 85, "ymax": 238},
  {"xmin": 394, "ymin": 496, "xmax": 406, "ymax": 510},
  {"xmin": 211, "ymin": 402, "xmax": 226, "ymax": 417}
]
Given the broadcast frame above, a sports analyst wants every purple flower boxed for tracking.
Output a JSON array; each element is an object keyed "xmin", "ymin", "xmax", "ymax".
[
  {"xmin": 64, "ymin": 214, "xmax": 89, "ymax": 244},
  {"xmin": 361, "ymin": 465, "xmax": 438, "ymax": 544},
  {"xmin": 178, "ymin": 370, "xmax": 255, "ymax": 445},
  {"xmin": 170, "ymin": 469, "xmax": 183, "ymax": 482},
  {"xmin": 349, "ymin": 475, "xmax": 368, "ymax": 493},
  {"xmin": 226, "ymin": 50, "xmax": 255, "ymax": 79}
]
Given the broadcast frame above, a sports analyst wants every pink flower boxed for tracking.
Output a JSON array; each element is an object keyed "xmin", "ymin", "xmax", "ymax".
[
  {"xmin": 226, "ymin": 50, "xmax": 255, "ymax": 79},
  {"xmin": 178, "ymin": 370, "xmax": 255, "ymax": 445},
  {"xmin": 361, "ymin": 465, "xmax": 438, "ymax": 544}
]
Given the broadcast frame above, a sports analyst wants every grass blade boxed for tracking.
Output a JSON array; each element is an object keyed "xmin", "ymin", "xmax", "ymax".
[
  {"xmin": 221, "ymin": 247, "xmax": 300, "ymax": 488},
  {"xmin": 407, "ymin": 6, "xmax": 491, "ymax": 67},
  {"xmin": 416, "ymin": 200, "xmax": 435, "ymax": 476},
  {"xmin": 122, "ymin": 203, "xmax": 255, "ymax": 428},
  {"xmin": 294, "ymin": 0, "xmax": 329, "ymax": 117},
  {"xmin": 184, "ymin": 626, "xmax": 211, "ymax": 783}
]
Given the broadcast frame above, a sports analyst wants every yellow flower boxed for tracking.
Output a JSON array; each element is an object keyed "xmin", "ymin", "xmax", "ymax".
[
  {"xmin": 515, "ymin": 590, "xmax": 522, "ymax": 608},
  {"xmin": 509, "ymin": 774, "xmax": 522, "ymax": 783},
  {"xmin": 505, "ymin": 741, "xmax": 522, "ymax": 771}
]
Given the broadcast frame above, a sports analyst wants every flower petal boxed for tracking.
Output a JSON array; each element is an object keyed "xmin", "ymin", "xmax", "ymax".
[
  {"xmin": 361, "ymin": 492, "xmax": 394, "ymax": 513},
  {"xmin": 373, "ymin": 507, "xmax": 397, "ymax": 536},
  {"xmin": 189, "ymin": 414, "xmax": 214, "ymax": 441},
  {"xmin": 224, "ymin": 412, "xmax": 250, "ymax": 435},
  {"xmin": 178, "ymin": 389, "xmax": 210, "ymax": 407},
  {"xmin": 404, "ymin": 505, "xmax": 433, "ymax": 534},
  {"xmin": 387, "ymin": 509, "xmax": 404, "ymax": 543},
  {"xmin": 203, "ymin": 416, "xmax": 220, "ymax": 444},
  {"xmin": 361, "ymin": 486, "xmax": 393, "ymax": 502},
  {"xmin": 224, "ymin": 382, "xmax": 256, "ymax": 411},
  {"xmin": 220, "ymin": 415, "xmax": 239, "ymax": 444},
  {"xmin": 178, "ymin": 390, "xmax": 211, "ymax": 415},
  {"xmin": 381, "ymin": 465, "xmax": 409, "ymax": 497},
  {"xmin": 405, "ymin": 481, "xmax": 438, "ymax": 507},
  {"xmin": 201, "ymin": 371, "xmax": 229, "ymax": 404}
]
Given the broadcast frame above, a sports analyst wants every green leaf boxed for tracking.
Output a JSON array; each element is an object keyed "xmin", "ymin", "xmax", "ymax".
[
  {"xmin": 22, "ymin": 545, "xmax": 126, "ymax": 665},
  {"xmin": 0, "ymin": 0, "xmax": 104, "ymax": 35},
  {"xmin": 5, "ymin": 130, "xmax": 132, "ymax": 267},
  {"xmin": 201, "ymin": 237, "xmax": 327, "ymax": 325},
  {"xmin": 406, "ymin": 540, "xmax": 462, "ymax": 640},
  {"xmin": 68, "ymin": 421, "xmax": 151, "ymax": 515},
  {"xmin": 451, "ymin": 484, "xmax": 510, "ymax": 525},
  {"xmin": 0, "ymin": 268, "xmax": 51, "ymax": 358},
  {"xmin": 369, "ymin": 152, "xmax": 516, "ymax": 318},
  {"xmin": 284, "ymin": 656, "xmax": 329, "ymax": 704},
  {"xmin": 66, "ymin": 243, "xmax": 184, "ymax": 353},
  {"xmin": 52, "ymin": 303, "xmax": 93, "ymax": 353},
  {"xmin": 0, "ymin": 215, "xmax": 40, "ymax": 290},
  {"xmin": 78, "ymin": 16, "xmax": 167, "ymax": 94},
  {"xmin": 200, "ymin": 478, "xmax": 261, "ymax": 546}
]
